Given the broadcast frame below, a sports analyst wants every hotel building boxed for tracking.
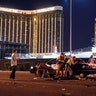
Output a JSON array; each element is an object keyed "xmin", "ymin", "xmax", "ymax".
[{"xmin": 0, "ymin": 6, "xmax": 64, "ymax": 58}]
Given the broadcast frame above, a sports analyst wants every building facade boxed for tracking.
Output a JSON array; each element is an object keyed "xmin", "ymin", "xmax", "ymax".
[{"xmin": 0, "ymin": 6, "xmax": 64, "ymax": 58}]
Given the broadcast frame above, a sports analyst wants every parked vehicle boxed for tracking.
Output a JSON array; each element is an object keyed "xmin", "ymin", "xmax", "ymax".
[
  {"xmin": 70, "ymin": 63, "xmax": 96, "ymax": 77},
  {"xmin": 29, "ymin": 59, "xmax": 96, "ymax": 78}
]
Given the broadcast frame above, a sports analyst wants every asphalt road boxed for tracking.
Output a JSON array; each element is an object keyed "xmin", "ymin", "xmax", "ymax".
[{"xmin": 0, "ymin": 71, "xmax": 96, "ymax": 96}]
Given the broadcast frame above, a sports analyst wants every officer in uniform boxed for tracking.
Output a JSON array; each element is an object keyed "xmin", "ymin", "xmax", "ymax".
[
  {"xmin": 65, "ymin": 56, "xmax": 78, "ymax": 78},
  {"xmin": 56, "ymin": 53, "xmax": 68, "ymax": 77}
]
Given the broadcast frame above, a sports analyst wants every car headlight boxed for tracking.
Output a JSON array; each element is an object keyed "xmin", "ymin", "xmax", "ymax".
[{"xmin": 30, "ymin": 66, "xmax": 33, "ymax": 69}]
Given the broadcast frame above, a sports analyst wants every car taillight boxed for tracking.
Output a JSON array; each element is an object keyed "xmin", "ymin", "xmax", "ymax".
[{"xmin": 82, "ymin": 65, "xmax": 89, "ymax": 69}]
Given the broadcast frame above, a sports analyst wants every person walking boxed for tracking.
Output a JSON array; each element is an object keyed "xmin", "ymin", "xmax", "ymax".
[{"xmin": 10, "ymin": 49, "xmax": 19, "ymax": 80}]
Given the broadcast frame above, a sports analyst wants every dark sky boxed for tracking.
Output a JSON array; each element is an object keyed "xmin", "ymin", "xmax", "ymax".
[{"xmin": 0, "ymin": 0, "xmax": 96, "ymax": 52}]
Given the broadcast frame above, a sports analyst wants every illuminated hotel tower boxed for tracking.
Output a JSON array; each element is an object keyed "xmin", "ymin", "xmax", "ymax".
[{"xmin": 0, "ymin": 6, "xmax": 63, "ymax": 55}]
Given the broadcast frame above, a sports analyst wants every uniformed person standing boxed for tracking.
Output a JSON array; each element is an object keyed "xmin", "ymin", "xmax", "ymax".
[
  {"xmin": 56, "ymin": 53, "xmax": 68, "ymax": 77},
  {"xmin": 65, "ymin": 56, "xmax": 78, "ymax": 78}
]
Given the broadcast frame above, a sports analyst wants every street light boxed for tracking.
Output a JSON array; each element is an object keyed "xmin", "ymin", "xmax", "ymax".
[{"xmin": 70, "ymin": 0, "xmax": 72, "ymax": 55}]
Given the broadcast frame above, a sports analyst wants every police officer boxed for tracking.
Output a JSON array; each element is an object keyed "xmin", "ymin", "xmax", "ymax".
[
  {"xmin": 65, "ymin": 56, "xmax": 78, "ymax": 78},
  {"xmin": 57, "ymin": 52, "xmax": 67, "ymax": 64},
  {"xmin": 56, "ymin": 53, "xmax": 68, "ymax": 77}
]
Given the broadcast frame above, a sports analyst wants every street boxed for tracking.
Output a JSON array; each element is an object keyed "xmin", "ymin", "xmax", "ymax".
[{"xmin": 0, "ymin": 71, "xmax": 96, "ymax": 96}]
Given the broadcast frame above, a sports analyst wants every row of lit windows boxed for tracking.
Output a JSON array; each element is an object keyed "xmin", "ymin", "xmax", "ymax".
[{"xmin": 0, "ymin": 9, "xmax": 63, "ymax": 53}]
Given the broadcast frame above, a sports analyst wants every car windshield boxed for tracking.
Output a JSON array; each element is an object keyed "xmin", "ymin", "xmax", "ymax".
[
  {"xmin": 46, "ymin": 59, "xmax": 57, "ymax": 65},
  {"xmin": 76, "ymin": 58, "xmax": 86, "ymax": 64}
]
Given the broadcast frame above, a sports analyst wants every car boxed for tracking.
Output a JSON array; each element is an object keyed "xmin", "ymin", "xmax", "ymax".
[
  {"xmin": 70, "ymin": 63, "xmax": 96, "ymax": 77},
  {"xmin": 29, "ymin": 58, "xmax": 96, "ymax": 78},
  {"xmin": 46, "ymin": 58, "xmax": 96, "ymax": 77}
]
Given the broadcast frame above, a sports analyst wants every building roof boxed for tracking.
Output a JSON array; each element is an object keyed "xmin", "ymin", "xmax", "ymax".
[{"xmin": 0, "ymin": 6, "xmax": 63, "ymax": 14}]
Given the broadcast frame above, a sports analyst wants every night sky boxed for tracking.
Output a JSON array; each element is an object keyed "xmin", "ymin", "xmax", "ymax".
[{"xmin": 0, "ymin": 0, "xmax": 96, "ymax": 52}]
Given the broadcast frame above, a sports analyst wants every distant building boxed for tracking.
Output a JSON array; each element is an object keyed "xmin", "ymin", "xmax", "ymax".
[{"xmin": 0, "ymin": 6, "xmax": 64, "ymax": 58}]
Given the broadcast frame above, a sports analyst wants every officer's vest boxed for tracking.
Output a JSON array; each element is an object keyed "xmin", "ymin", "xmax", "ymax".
[{"xmin": 59, "ymin": 56, "xmax": 65, "ymax": 63}]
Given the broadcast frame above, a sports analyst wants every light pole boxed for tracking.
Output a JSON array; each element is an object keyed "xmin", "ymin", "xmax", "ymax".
[{"xmin": 70, "ymin": 0, "xmax": 72, "ymax": 55}]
